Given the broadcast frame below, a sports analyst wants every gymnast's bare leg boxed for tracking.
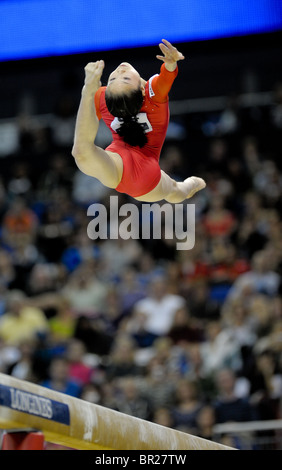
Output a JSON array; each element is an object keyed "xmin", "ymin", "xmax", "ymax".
[
  {"xmin": 135, "ymin": 171, "xmax": 206, "ymax": 203},
  {"xmin": 72, "ymin": 61, "xmax": 123, "ymax": 189}
]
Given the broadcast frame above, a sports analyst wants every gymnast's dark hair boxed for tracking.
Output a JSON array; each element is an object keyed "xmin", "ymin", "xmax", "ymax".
[{"xmin": 105, "ymin": 88, "xmax": 148, "ymax": 148}]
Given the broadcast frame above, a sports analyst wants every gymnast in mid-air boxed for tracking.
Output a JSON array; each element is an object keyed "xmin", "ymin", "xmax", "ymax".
[{"xmin": 72, "ymin": 39, "xmax": 206, "ymax": 203}]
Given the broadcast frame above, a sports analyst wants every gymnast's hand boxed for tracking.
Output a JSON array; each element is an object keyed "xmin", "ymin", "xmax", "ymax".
[
  {"xmin": 156, "ymin": 39, "xmax": 184, "ymax": 71},
  {"xmin": 84, "ymin": 60, "xmax": 105, "ymax": 91}
]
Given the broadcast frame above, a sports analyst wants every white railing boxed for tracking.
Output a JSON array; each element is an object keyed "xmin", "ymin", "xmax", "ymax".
[{"xmin": 213, "ymin": 419, "xmax": 282, "ymax": 450}]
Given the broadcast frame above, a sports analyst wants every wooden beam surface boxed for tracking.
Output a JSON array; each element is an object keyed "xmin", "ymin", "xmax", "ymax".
[{"xmin": 0, "ymin": 373, "xmax": 234, "ymax": 450}]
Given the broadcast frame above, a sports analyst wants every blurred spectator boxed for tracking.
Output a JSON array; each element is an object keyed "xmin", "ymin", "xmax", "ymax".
[
  {"xmin": 254, "ymin": 317, "xmax": 282, "ymax": 359},
  {"xmin": 41, "ymin": 356, "xmax": 82, "ymax": 398},
  {"xmin": 227, "ymin": 249, "xmax": 280, "ymax": 301},
  {"xmin": 73, "ymin": 315, "xmax": 113, "ymax": 356},
  {"xmin": 48, "ymin": 297, "xmax": 76, "ymax": 344},
  {"xmin": 152, "ymin": 407, "xmax": 174, "ymax": 428},
  {"xmin": 247, "ymin": 294, "xmax": 274, "ymax": 338},
  {"xmin": 0, "ymin": 335, "xmax": 21, "ymax": 373},
  {"xmin": 199, "ymin": 319, "xmax": 243, "ymax": 377},
  {"xmin": 7, "ymin": 338, "xmax": 38, "ymax": 382},
  {"xmin": 167, "ymin": 306, "xmax": 205, "ymax": 346},
  {"xmin": 225, "ymin": 156, "xmax": 252, "ymax": 195},
  {"xmin": 61, "ymin": 261, "xmax": 108, "ymax": 317},
  {"xmin": 124, "ymin": 307, "xmax": 160, "ymax": 350},
  {"xmin": 118, "ymin": 266, "xmax": 146, "ymax": 317},
  {"xmin": 101, "ymin": 285, "xmax": 124, "ymax": 334},
  {"xmin": 36, "ymin": 194, "xmax": 74, "ymax": 263},
  {"xmin": 185, "ymin": 280, "xmax": 220, "ymax": 323},
  {"xmin": 164, "ymin": 261, "xmax": 183, "ymax": 296},
  {"xmin": 72, "ymin": 170, "xmax": 111, "ymax": 206},
  {"xmin": 177, "ymin": 227, "xmax": 209, "ymax": 284},
  {"xmin": 1, "ymin": 196, "xmax": 37, "ymax": 246},
  {"xmin": 99, "ymin": 233, "xmax": 143, "ymax": 281},
  {"xmin": 64, "ymin": 339, "xmax": 94, "ymax": 387},
  {"xmin": 202, "ymin": 194, "xmax": 237, "ymax": 239},
  {"xmin": 206, "ymin": 138, "xmax": 229, "ymax": 176},
  {"xmin": 114, "ymin": 376, "xmax": 153, "ymax": 421},
  {"xmin": 217, "ymin": 94, "xmax": 241, "ymax": 136},
  {"xmin": 6, "ymin": 237, "xmax": 41, "ymax": 292},
  {"xmin": 171, "ymin": 378, "xmax": 204, "ymax": 433},
  {"xmin": 248, "ymin": 350, "xmax": 282, "ymax": 420},
  {"xmin": 7, "ymin": 162, "xmax": 33, "ymax": 201},
  {"xmin": 105, "ymin": 334, "xmax": 144, "ymax": 380},
  {"xmin": 241, "ymin": 136, "xmax": 262, "ymax": 178},
  {"xmin": 140, "ymin": 366, "xmax": 175, "ymax": 412},
  {"xmin": 253, "ymin": 160, "xmax": 282, "ymax": 206},
  {"xmin": 0, "ymin": 290, "xmax": 49, "ymax": 346},
  {"xmin": 80, "ymin": 382, "xmax": 102, "ymax": 405},
  {"xmin": 135, "ymin": 251, "xmax": 165, "ymax": 288},
  {"xmin": 0, "ymin": 249, "xmax": 15, "ymax": 290},
  {"xmin": 37, "ymin": 153, "xmax": 74, "ymax": 201},
  {"xmin": 212, "ymin": 368, "xmax": 257, "ymax": 424},
  {"xmin": 209, "ymin": 241, "xmax": 250, "ymax": 285},
  {"xmin": 145, "ymin": 336, "xmax": 179, "ymax": 378},
  {"xmin": 97, "ymin": 379, "xmax": 120, "ymax": 411},
  {"xmin": 1, "ymin": 197, "xmax": 40, "ymax": 291},
  {"xmin": 232, "ymin": 217, "xmax": 268, "ymax": 260},
  {"xmin": 132, "ymin": 275, "xmax": 186, "ymax": 337},
  {"xmin": 221, "ymin": 297, "xmax": 258, "ymax": 350},
  {"xmin": 160, "ymin": 144, "xmax": 185, "ymax": 181},
  {"xmin": 61, "ymin": 229, "xmax": 100, "ymax": 273},
  {"xmin": 26, "ymin": 263, "xmax": 62, "ymax": 297},
  {"xmin": 246, "ymin": 348, "xmax": 282, "ymax": 448},
  {"xmin": 208, "ymin": 239, "xmax": 250, "ymax": 305},
  {"xmin": 195, "ymin": 404, "xmax": 216, "ymax": 441}
]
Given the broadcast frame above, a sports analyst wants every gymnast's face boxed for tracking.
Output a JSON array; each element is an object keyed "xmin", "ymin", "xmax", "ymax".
[{"xmin": 107, "ymin": 63, "xmax": 143, "ymax": 95}]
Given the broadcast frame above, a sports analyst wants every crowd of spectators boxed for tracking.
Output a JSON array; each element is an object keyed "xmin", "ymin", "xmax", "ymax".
[{"xmin": 0, "ymin": 75, "xmax": 282, "ymax": 450}]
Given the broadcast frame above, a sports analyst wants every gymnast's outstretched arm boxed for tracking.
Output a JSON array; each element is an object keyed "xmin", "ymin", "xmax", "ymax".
[{"xmin": 156, "ymin": 38, "xmax": 184, "ymax": 71}]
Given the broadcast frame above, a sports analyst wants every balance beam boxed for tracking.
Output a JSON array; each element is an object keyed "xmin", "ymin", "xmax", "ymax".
[{"xmin": 0, "ymin": 373, "xmax": 233, "ymax": 450}]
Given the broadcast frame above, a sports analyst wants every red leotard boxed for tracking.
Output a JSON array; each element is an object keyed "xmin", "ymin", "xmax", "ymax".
[{"xmin": 94, "ymin": 63, "xmax": 178, "ymax": 197}]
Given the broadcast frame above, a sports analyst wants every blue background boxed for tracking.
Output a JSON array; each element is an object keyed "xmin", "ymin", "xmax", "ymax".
[{"xmin": 1, "ymin": 0, "xmax": 282, "ymax": 61}]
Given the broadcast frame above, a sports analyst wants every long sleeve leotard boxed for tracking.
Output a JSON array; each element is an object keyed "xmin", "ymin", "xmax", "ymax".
[{"xmin": 94, "ymin": 63, "xmax": 178, "ymax": 197}]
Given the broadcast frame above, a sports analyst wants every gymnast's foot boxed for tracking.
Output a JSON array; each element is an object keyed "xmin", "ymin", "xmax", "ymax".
[{"xmin": 184, "ymin": 176, "xmax": 206, "ymax": 199}]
